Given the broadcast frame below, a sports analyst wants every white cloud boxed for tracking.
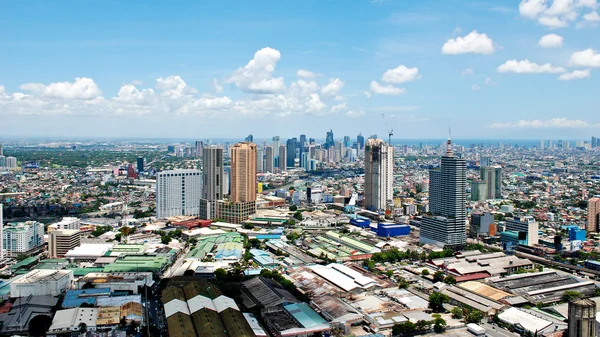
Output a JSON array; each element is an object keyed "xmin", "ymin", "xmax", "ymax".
[
  {"xmin": 226, "ymin": 47, "xmax": 285, "ymax": 94},
  {"xmin": 519, "ymin": 0, "xmax": 597, "ymax": 27},
  {"xmin": 558, "ymin": 69, "xmax": 591, "ymax": 80},
  {"xmin": 346, "ymin": 110, "xmax": 365, "ymax": 117},
  {"xmin": 568, "ymin": 49, "xmax": 600, "ymax": 67},
  {"xmin": 584, "ymin": 11, "xmax": 600, "ymax": 20},
  {"xmin": 538, "ymin": 34, "xmax": 563, "ymax": 48},
  {"xmin": 490, "ymin": 117, "xmax": 600, "ymax": 128},
  {"xmin": 497, "ymin": 59, "xmax": 566, "ymax": 73},
  {"xmin": 441, "ymin": 30, "xmax": 495, "ymax": 55},
  {"xmin": 297, "ymin": 69, "xmax": 321, "ymax": 78},
  {"xmin": 0, "ymin": 85, "xmax": 5, "ymax": 96},
  {"xmin": 472, "ymin": 84, "xmax": 481, "ymax": 91},
  {"xmin": 484, "ymin": 77, "xmax": 498, "ymax": 85},
  {"xmin": 461, "ymin": 69, "xmax": 474, "ymax": 75},
  {"xmin": 364, "ymin": 92, "xmax": 372, "ymax": 99},
  {"xmin": 131, "ymin": 80, "xmax": 143, "ymax": 86},
  {"xmin": 330, "ymin": 103, "xmax": 347, "ymax": 113},
  {"xmin": 20, "ymin": 77, "xmax": 102, "ymax": 100},
  {"xmin": 321, "ymin": 78, "xmax": 345, "ymax": 98},
  {"xmin": 369, "ymin": 81, "xmax": 406, "ymax": 95},
  {"xmin": 381, "ymin": 65, "xmax": 421, "ymax": 83},
  {"xmin": 212, "ymin": 78, "xmax": 223, "ymax": 94}
]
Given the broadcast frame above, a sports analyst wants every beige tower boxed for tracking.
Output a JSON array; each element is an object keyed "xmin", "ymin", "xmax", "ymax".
[
  {"xmin": 587, "ymin": 197, "xmax": 600, "ymax": 233},
  {"xmin": 230, "ymin": 142, "xmax": 257, "ymax": 203},
  {"xmin": 568, "ymin": 299, "xmax": 596, "ymax": 337}
]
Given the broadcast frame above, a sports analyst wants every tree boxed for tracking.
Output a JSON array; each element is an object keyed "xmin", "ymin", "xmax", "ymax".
[
  {"xmin": 289, "ymin": 205, "xmax": 298, "ymax": 211},
  {"xmin": 293, "ymin": 210, "xmax": 303, "ymax": 220},
  {"xmin": 120, "ymin": 226, "xmax": 131, "ymax": 236},
  {"xmin": 433, "ymin": 271, "xmax": 445, "ymax": 283},
  {"xmin": 465, "ymin": 310, "xmax": 484, "ymax": 324},
  {"xmin": 397, "ymin": 277, "xmax": 410, "ymax": 289},
  {"xmin": 433, "ymin": 316, "xmax": 447, "ymax": 333},
  {"xmin": 214, "ymin": 268, "xmax": 227, "ymax": 281},
  {"xmin": 443, "ymin": 275, "xmax": 457, "ymax": 285},
  {"xmin": 451, "ymin": 307, "xmax": 463, "ymax": 319},
  {"xmin": 78, "ymin": 322, "xmax": 88, "ymax": 333},
  {"xmin": 115, "ymin": 233, "xmax": 122, "ymax": 242},
  {"xmin": 421, "ymin": 269, "xmax": 430, "ymax": 276},
  {"xmin": 29, "ymin": 314, "xmax": 52, "ymax": 336},
  {"xmin": 15, "ymin": 254, "xmax": 28, "ymax": 262},
  {"xmin": 183, "ymin": 269, "xmax": 195, "ymax": 276},
  {"xmin": 392, "ymin": 321, "xmax": 416, "ymax": 336},
  {"xmin": 561, "ymin": 290, "xmax": 582, "ymax": 302},
  {"xmin": 428, "ymin": 292, "xmax": 448, "ymax": 313},
  {"xmin": 161, "ymin": 235, "xmax": 172, "ymax": 245}
]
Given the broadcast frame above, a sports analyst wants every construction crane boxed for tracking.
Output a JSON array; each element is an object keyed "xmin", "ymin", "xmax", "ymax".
[{"xmin": 382, "ymin": 113, "xmax": 393, "ymax": 145}]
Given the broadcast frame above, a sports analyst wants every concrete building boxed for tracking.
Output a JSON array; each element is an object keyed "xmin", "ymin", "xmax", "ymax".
[
  {"xmin": 470, "ymin": 212, "xmax": 495, "ymax": 237},
  {"xmin": 3, "ymin": 221, "xmax": 44, "ymax": 256},
  {"xmin": 587, "ymin": 197, "xmax": 600, "ymax": 233},
  {"xmin": 278, "ymin": 144, "xmax": 287, "ymax": 172},
  {"xmin": 47, "ymin": 217, "xmax": 80, "ymax": 232},
  {"xmin": 265, "ymin": 146, "xmax": 275, "ymax": 173},
  {"xmin": 364, "ymin": 138, "xmax": 394, "ymax": 212},
  {"xmin": 48, "ymin": 230, "xmax": 81, "ymax": 258},
  {"xmin": 48, "ymin": 307, "xmax": 99, "ymax": 334},
  {"xmin": 75, "ymin": 272, "xmax": 153, "ymax": 294},
  {"xmin": 470, "ymin": 180, "xmax": 487, "ymax": 202},
  {"xmin": 200, "ymin": 146, "xmax": 224, "ymax": 220},
  {"xmin": 256, "ymin": 148, "xmax": 264, "ymax": 173},
  {"xmin": 506, "ymin": 216, "xmax": 539, "ymax": 245},
  {"xmin": 215, "ymin": 200, "xmax": 256, "ymax": 224},
  {"xmin": 230, "ymin": 142, "xmax": 257, "ymax": 203},
  {"xmin": 420, "ymin": 137, "xmax": 467, "ymax": 248},
  {"xmin": 5, "ymin": 157, "xmax": 16, "ymax": 169},
  {"xmin": 481, "ymin": 166, "xmax": 502, "ymax": 199},
  {"xmin": 156, "ymin": 169, "xmax": 202, "ymax": 218},
  {"xmin": 11, "ymin": 269, "xmax": 74, "ymax": 297},
  {"xmin": 568, "ymin": 299, "xmax": 596, "ymax": 337}
]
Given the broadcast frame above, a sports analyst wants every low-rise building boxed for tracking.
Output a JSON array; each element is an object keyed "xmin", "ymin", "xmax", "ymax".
[
  {"xmin": 48, "ymin": 307, "xmax": 99, "ymax": 334},
  {"xmin": 10, "ymin": 269, "xmax": 74, "ymax": 297},
  {"xmin": 48, "ymin": 229, "xmax": 81, "ymax": 258}
]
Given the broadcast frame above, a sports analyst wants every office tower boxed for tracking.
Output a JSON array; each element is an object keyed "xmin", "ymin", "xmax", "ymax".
[
  {"xmin": 223, "ymin": 166, "xmax": 231, "ymax": 196},
  {"xmin": 480, "ymin": 166, "xmax": 502, "ymax": 199},
  {"xmin": 199, "ymin": 146, "xmax": 223, "ymax": 220},
  {"xmin": 3, "ymin": 221, "xmax": 44, "ymax": 256},
  {"xmin": 334, "ymin": 141, "xmax": 343, "ymax": 162},
  {"xmin": 494, "ymin": 167, "xmax": 502, "ymax": 198},
  {"xmin": 0, "ymin": 144, "xmax": 3, "ymax": 156},
  {"xmin": 265, "ymin": 146, "xmax": 274, "ymax": 173},
  {"xmin": 0, "ymin": 156, "xmax": 5, "ymax": 167},
  {"xmin": 364, "ymin": 138, "xmax": 394, "ymax": 211},
  {"xmin": 506, "ymin": 216, "xmax": 539, "ymax": 245},
  {"xmin": 136, "ymin": 157, "xmax": 144, "ymax": 173},
  {"xmin": 299, "ymin": 134, "xmax": 307, "ymax": 147},
  {"xmin": 539, "ymin": 140, "xmax": 545, "ymax": 150},
  {"xmin": 470, "ymin": 180, "xmax": 487, "ymax": 202},
  {"xmin": 568, "ymin": 299, "xmax": 596, "ymax": 337},
  {"xmin": 48, "ymin": 230, "xmax": 81, "ymax": 258},
  {"xmin": 156, "ymin": 169, "xmax": 202, "ymax": 218},
  {"xmin": 286, "ymin": 138, "xmax": 297, "ymax": 167},
  {"xmin": 548, "ymin": 140, "xmax": 553, "ymax": 148},
  {"xmin": 470, "ymin": 212, "xmax": 495, "ymax": 238},
  {"xmin": 195, "ymin": 141, "xmax": 203, "ymax": 158},
  {"xmin": 245, "ymin": 134, "xmax": 253, "ymax": 143},
  {"xmin": 272, "ymin": 136, "xmax": 280, "ymax": 153},
  {"xmin": 587, "ymin": 197, "xmax": 600, "ymax": 232},
  {"xmin": 230, "ymin": 142, "xmax": 257, "ymax": 203},
  {"xmin": 325, "ymin": 129, "xmax": 334, "ymax": 149},
  {"xmin": 343, "ymin": 136, "xmax": 350, "ymax": 148},
  {"xmin": 309, "ymin": 138, "xmax": 315, "ymax": 145},
  {"xmin": 301, "ymin": 152, "xmax": 309, "ymax": 171},
  {"xmin": 480, "ymin": 156, "xmax": 491, "ymax": 167},
  {"xmin": 420, "ymin": 137, "xmax": 467, "ymax": 248},
  {"xmin": 5, "ymin": 157, "xmax": 16, "ymax": 169},
  {"xmin": 357, "ymin": 133, "xmax": 365, "ymax": 151},
  {"xmin": 256, "ymin": 148, "xmax": 264, "ymax": 173},
  {"xmin": 278, "ymin": 145, "xmax": 287, "ymax": 171}
]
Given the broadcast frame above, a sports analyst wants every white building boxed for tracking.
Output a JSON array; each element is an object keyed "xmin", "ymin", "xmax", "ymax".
[
  {"xmin": 156, "ymin": 169, "xmax": 202, "ymax": 218},
  {"xmin": 3, "ymin": 221, "xmax": 44, "ymax": 256},
  {"xmin": 48, "ymin": 217, "xmax": 81, "ymax": 231},
  {"xmin": 5, "ymin": 157, "xmax": 17, "ymax": 169},
  {"xmin": 364, "ymin": 139, "xmax": 394, "ymax": 212},
  {"xmin": 48, "ymin": 229, "xmax": 81, "ymax": 258},
  {"xmin": 506, "ymin": 216, "xmax": 539, "ymax": 245},
  {"xmin": 11, "ymin": 269, "xmax": 74, "ymax": 297},
  {"xmin": 48, "ymin": 307, "xmax": 98, "ymax": 333}
]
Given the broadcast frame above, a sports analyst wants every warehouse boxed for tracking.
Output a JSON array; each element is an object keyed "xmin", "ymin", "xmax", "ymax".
[
  {"xmin": 429, "ymin": 251, "xmax": 534, "ymax": 277},
  {"xmin": 48, "ymin": 307, "xmax": 99, "ymax": 333},
  {"xmin": 310, "ymin": 263, "xmax": 378, "ymax": 293},
  {"xmin": 10, "ymin": 269, "xmax": 74, "ymax": 297},
  {"xmin": 75, "ymin": 272, "xmax": 153, "ymax": 294},
  {"xmin": 349, "ymin": 218, "xmax": 370, "ymax": 228},
  {"xmin": 375, "ymin": 223, "xmax": 410, "ymax": 237}
]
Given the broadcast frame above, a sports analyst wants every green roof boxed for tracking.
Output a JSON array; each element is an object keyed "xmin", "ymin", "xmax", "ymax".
[
  {"xmin": 67, "ymin": 267, "xmax": 105, "ymax": 276},
  {"xmin": 103, "ymin": 255, "xmax": 170, "ymax": 273},
  {"xmin": 9, "ymin": 256, "xmax": 39, "ymax": 271}
]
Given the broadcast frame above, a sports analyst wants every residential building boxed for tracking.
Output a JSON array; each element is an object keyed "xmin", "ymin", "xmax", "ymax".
[
  {"xmin": 363, "ymin": 138, "xmax": 394, "ymax": 211},
  {"xmin": 136, "ymin": 157, "xmax": 144, "ymax": 173},
  {"xmin": 265, "ymin": 146, "xmax": 274, "ymax": 173},
  {"xmin": 3, "ymin": 221, "xmax": 45, "ymax": 256},
  {"xmin": 506, "ymin": 216, "xmax": 539, "ymax": 245},
  {"xmin": 470, "ymin": 180, "xmax": 487, "ymax": 202},
  {"xmin": 568, "ymin": 299, "xmax": 596, "ymax": 337},
  {"xmin": 200, "ymin": 146, "xmax": 224, "ymax": 220},
  {"xmin": 49, "ymin": 230, "xmax": 81, "ymax": 258},
  {"xmin": 47, "ymin": 217, "xmax": 81, "ymax": 232},
  {"xmin": 286, "ymin": 138, "xmax": 297, "ymax": 167},
  {"xmin": 156, "ymin": 169, "xmax": 202, "ymax": 218},
  {"xmin": 420, "ymin": 137, "xmax": 467, "ymax": 248},
  {"xmin": 278, "ymin": 144, "xmax": 287, "ymax": 172},
  {"xmin": 480, "ymin": 166, "xmax": 502, "ymax": 199},
  {"xmin": 5, "ymin": 157, "xmax": 16, "ymax": 168},
  {"xmin": 256, "ymin": 148, "xmax": 264, "ymax": 173},
  {"xmin": 11, "ymin": 269, "xmax": 74, "ymax": 297},
  {"xmin": 230, "ymin": 142, "xmax": 257, "ymax": 203},
  {"xmin": 587, "ymin": 197, "xmax": 600, "ymax": 233}
]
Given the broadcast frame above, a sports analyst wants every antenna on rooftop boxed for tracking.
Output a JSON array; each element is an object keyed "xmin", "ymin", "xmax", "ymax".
[{"xmin": 381, "ymin": 113, "xmax": 393, "ymax": 145}]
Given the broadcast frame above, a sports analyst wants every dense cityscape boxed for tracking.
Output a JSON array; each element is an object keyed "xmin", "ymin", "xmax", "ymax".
[{"xmin": 0, "ymin": 132, "xmax": 599, "ymax": 337}]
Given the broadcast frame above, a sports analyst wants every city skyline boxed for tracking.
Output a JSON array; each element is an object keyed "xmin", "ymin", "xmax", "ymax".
[{"xmin": 1, "ymin": 1, "xmax": 600, "ymax": 139}]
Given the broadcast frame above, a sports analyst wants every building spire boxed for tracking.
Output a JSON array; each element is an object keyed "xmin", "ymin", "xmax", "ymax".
[{"xmin": 446, "ymin": 127, "xmax": 453, "ymax": 155}]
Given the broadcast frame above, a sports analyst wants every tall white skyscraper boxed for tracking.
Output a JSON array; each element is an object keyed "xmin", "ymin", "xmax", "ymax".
[
  {"xmin": 420, "ymin": 138, "xmax": 467, "ymax": 248},
  {"xmin": 364, "ymin": 138, "xmax": 394, "ymax": 211},
  {"xmin": 156, "ymin": 169, "xmax": 202, "ymax": 218}
]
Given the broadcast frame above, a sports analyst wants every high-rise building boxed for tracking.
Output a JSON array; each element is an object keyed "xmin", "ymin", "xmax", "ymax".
[
  {"xmin": 286, "ymin": 138, "xmax": 297, "ymax": 167},
  {"xmin": 265, "ymin": 146, "xmax": 274, "ymax": 173},
  {"xmin": 357, "ymin": 133, "xmax": 365, "ymax": 151},
  {"xmin": 470, "ymin": 212, "xmax": 495, "ymax": 237},
  {"xmin": 506, "ymin": 216, "xmax": 539, "ymax": 245},
  {"xmin": 0, "ymin": 203, "xmax": 3, "ymax": 260},
  {"xmin": 0, "ymin": 144, "xmax": 3, "ymax": 156},
  {"xmin": 136, "ymin": 157, "xmax": 144, "ymax": 173},
  {"xmin": 539, "ymin": 140, "xmax": 545, "ymax": 150},
  {"xmin": 364, "ymin": 139, "xmax": 394, "ymax": 211},
  {"xmin": 470, "ymin": 180, "xmax": 487, "ymax": 202},
  {"xmin": 480, "ymin": 166, "xmax": 502, "ymax": 199},
  {"xmin": 3, "ymin": 221, "xmax": 45, "ymax": 257},
  {"xmin": 0, "ymin": 156, "xmax": 5, "ymax": 168},
  {"xmin": 127, "ymin": 164, "xmax": 137, "ymax": 179},
  {"xmin": 568, "ymin": 299, "xmax": 596, "ymax": 337},
  {"xmin": 420, "ymin": 137, "xmax": 467, "ymax": 248},
  {"xmin": 278, "ymin": 145, "xmax": 287, "ymax": 172},
  {"xmin": 325, "ymin": 130, "xmax": 334, "ymax": 149},
  {"xmin": 343, "ymin": 136, "xmax": 350, "ymax": 148},
  {"xmin": 245, "ymin": 134, "xmax": 253, "ymax": 143},
  {"xmin": 48, "ymin": 230, "xmax": 81, "ymax": 258},
  {"xmin": 195, "ymin": 141, "xmax": 203, "ymax": 158},
  {"xmin": 5, "ymin": 157, "xmax": 16, "ymax": 169},
  {"xmin": 156, "ymin": 169, "xmax": 202, "ymax": 218},
  {"xmin": 480, "ymin": 156, "xmax": 491, "ymax": 167},
  {"xmin": 256, "ymin": 148, "xmax": 264, "ymax": 173},
  {"xmin": 199, "ymin": 146, "xmax": 223, "ymax": 220},
  {"xmin": 587, "ymin": 197, "xmax": 600, "ymax": 233},
  {"xmin": 299, "ymin": 134, "xmax": 307, "ymax": 147},
  {"xmin": 272, "ymin": 136, "xmax": 280, "ymax": 153},
  {"xmin": 230, "ymin": 142, "xmax": 257, "ymax": 203}
]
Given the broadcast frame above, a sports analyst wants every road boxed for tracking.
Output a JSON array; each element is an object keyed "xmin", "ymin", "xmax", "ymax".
[
  {"xmin": 480, "ymin": 322, "xmax": 519, "ymax": 337},
  {"xmin": 162, "ymin": 246, "xmax": 190, "ymax": 279}
]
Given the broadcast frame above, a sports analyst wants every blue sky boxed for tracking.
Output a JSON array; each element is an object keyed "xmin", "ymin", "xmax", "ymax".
[{"xmin": 1, "ymin": 0, "xmax": 599, "ymax": 140}]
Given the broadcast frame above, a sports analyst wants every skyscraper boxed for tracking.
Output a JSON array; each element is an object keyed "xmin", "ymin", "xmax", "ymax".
[
  {"xmin": 364, "ymin": 139, "xmax": 394, "ymax": 211},
  {"xmin": 272, "ymin": 136, "xmax": 280, "ymax": 153},
  {"xmin": 343, "ymin": 136, "xmax": 350, "ymax": 148},
  {"xmin": 420, "ymin": 137, "xmax": 467, "ymax": 248},
  {"xmin": 5, "ymin": 157, "xmax": 17, "ymax": 169},
  {"xmin": 245, "ymin": 134, "xmax": 253, "ymax": 143},
  {"xmin": 286, "ymin": 138, "xmax": 297, "ymax": 167},
  {"xmin": 299, "ymin": 134, "xmax": 307, "ymax": 147},
  {"xmin": 0, "ymin": 144, "xmax": 3, "ymax": 156},
  {"xmin": 325, "ymin": 129, "xmax": 334, "ymax": 149},
  {"xmin": 195, "ymin": 141, "xmax": 203, "ymax": 158},
  {"xmin": 136, "ymin": 157, "xmax": 144, "ymax": 173},
  {"xmin": 568, "ymin": 299, "xmax": 596, "ymax": 337},
  {"xmin": 202, "ymin": 146, "xmax": 224, "ymax": 201},
  {"xmin": 278, "ymin": 145, "xmax": 287, "ymax": 172},
  {"xmin": 357, "ymin": 133, "xmax": 365, "ymax": 151},
  {"xmin": 480, "ymin": 166, "xmax": 502, "ymax": 199},
  {"xmin": 587, "ymin": 197, "xmax": 600, "ymax": 233},
  {"xmin": 256, "ymin": 148, "xmax": 264, "ymax": 173},
  {"xmin": 156, "ymin": 169, "xmax": 202, "ymax": 218},
  {"xmin": 265, "ymin": 146, "xmax": 274, "ymax": 173},
  {"xmin": 230, "ymin": 142, "xmax": 257, "ymax": 203}
]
